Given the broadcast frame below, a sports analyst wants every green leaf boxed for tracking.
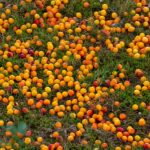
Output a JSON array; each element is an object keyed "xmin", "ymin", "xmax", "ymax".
[
  {"xmin": 17, "ymin": 121, "xmax": 27, "ymax": 134},
  {"xmin": 6, "ymin": 125, "xmax": 17, "ymax": 134}
]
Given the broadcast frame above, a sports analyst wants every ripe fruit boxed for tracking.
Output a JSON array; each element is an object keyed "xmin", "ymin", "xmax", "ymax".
[
  {"xmin": 113, "ymin": 117, "xmax": 121, "ymax": 126},
  {"xmin": 83, "ymin": 2, "xmax": 90, "ymax": 8},
  {"xmin": 0, "ymin": 1, "xmax": 150, "ymax": 149},
  {"xmin": 67, "ymin": 135, "xmax": 74, "ymax": 142},
  {"xmin": 119, "ymin": 113, "xmax": 127, "ymax": 120},
  {"xmin": 47, "ymin": 42, "xmax": 54, "ymax": 51},
  {"xmin": 55, "ymin": 122, "xmax": 62, "ymax": 128},
  {"xmin": 0, "ymin": 120, "xmax": 4, "ymax": 126},
  {"xmin": 24, "ymin": 137, "xmax": 31, "ymax": 144},
  {"xmin": 132, "ymin": 104, "xmax": 139, "ymax": 110},
  {"xmin": 37, "ymin": 137, "xmax": 43, "ymax": 143},
  {"xmin": 134, "ymin": 90, "xmax": 140, "ymax": 95},
  {"xmin": 138, "ymin": 118, "xmax": 146, "ymax": 126},
  {"xmin": 102, "ymin": 4, "xmax": 108, "ymax": 10}
]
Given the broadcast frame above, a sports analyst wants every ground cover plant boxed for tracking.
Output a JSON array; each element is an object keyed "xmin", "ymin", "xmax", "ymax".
[{"xmin": 0, "ymin": 0, "xmax": 150, "ymax": 149}]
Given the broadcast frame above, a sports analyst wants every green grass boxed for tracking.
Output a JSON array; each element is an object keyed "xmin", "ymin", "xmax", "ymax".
[{"xmin": 0, "ymin": 0, "xmax": 150, "ymax": 150}]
